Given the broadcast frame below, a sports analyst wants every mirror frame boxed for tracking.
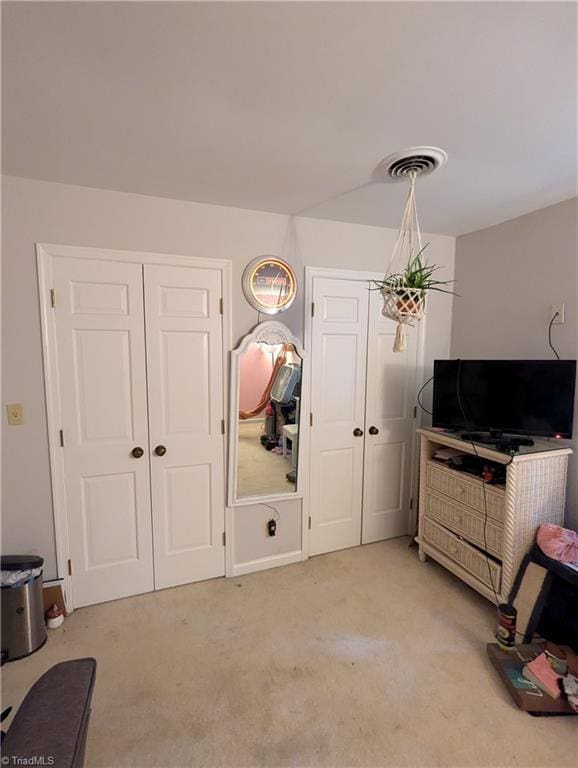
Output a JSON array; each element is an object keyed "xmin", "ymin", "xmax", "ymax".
[{"xmin": 227, "ymin": 320, "xmax": 307, "ymax": 507}]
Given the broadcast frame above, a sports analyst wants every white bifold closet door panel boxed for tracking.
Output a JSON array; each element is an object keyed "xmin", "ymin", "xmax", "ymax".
[
  {"xmin": 309, "ymin": 278, "xmax": 369, "ymax": 556},
  {"xmin": 309, "ymin": 274, "xmax": 418, "ymax": 557},
  {"xmin": 362, "ymin": 288, "xmax": 417, "ymax": 544},
  {"xmin": 144, "ymin": 265, "xmax": 225, "ymax": 589},
  {"xmin": 52, "ymin": 257, "xmax": 154, "ymax": 607}
]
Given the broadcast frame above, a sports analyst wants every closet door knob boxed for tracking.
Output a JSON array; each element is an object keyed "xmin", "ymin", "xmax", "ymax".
[
  {"xmin": 369, "ymin": 426, "xmax": 379, "ymax": 435},
  {"xmin": 131, "ymin": 447, "xmax": 144, "ymax": 459},
  {"xmin": 154, "ymin": 445, "xmax": 167, "ymax": 457},
  {"xmin": 353, "ymin": 428, "xmax": 363, "ymax": 437}
]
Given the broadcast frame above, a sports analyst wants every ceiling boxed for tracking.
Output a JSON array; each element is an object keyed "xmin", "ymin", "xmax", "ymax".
[{"xmin": 2, "ymin": 2, "xmax": 576, "ymax": 235}]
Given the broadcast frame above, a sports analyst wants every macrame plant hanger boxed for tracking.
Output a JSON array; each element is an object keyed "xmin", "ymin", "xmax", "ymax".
[
  {"xmin": 267, "ymin": 145, "xmax": 445, "ymax": 356},
  {"xmin": 380, "ymin": 170, "xmax": 426, "ymax": 353}
]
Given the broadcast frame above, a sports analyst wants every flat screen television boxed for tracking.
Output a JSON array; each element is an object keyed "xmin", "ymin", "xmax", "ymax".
[{"xmin": 432, "ymin": 360, "xmax": 576, "ymax": 439}]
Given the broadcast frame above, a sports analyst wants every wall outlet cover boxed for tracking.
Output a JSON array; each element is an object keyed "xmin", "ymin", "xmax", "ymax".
[{"xmin": 551, "ymin": 304, "xmax": 565, "ymax": 324}]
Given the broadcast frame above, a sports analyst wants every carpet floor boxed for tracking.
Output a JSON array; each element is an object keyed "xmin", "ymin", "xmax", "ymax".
[
  {"xmin": 237, "ymin": 420, "xmax": 295, "ymax": 498},
  {"xmin": 2, "ymin": 539, "xmax": 576, "ymax": 767}
]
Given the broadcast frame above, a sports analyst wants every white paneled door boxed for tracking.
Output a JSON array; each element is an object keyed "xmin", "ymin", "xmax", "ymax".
[
  {"xmin": 362, "ymin": 288, "xmax": 417, "ymax": 543},
  {"xmin": 308, "ymin": 273, "xmax": 418, "ymax": 556},
  {"xmin": 309, "ymin": 278, "xmax": 369, "ymax": 555},
  {"xmin": 50, "ymin": 255, "xmax": 226, "ymax": 607},
  {"xmin": 144, "ymin": 265, "xmax": 225, "ymax": 589},
  {"xmin": 52, "ymin": 257, "xmax": 154, "ymax": 607}
]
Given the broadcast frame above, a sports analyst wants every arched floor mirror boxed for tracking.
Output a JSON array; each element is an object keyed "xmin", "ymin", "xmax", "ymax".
[{"xmin": 228, "ymin": 321, "xmax": 306, "ymax": 506}]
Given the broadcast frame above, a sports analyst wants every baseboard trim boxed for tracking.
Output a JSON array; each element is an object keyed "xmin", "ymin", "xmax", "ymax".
[{"xmin": 230, "ymin": 549, "xmax": 303, "ymax": 577}]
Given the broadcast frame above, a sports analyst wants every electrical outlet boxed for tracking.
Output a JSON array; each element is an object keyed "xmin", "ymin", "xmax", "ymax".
[
  {"xmin": 551, "ymin": 304, "xmax": 565, "ymax": 324},
  {"xmin": 6, "ymin": 403, "xmax": 24, "ymax": 426}
]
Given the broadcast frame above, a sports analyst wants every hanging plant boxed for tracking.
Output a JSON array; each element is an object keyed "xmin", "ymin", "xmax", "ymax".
[
  {"xmin": 374, "ymin": 244, "xmax": 455, "ymax": 305},
  {"xmin": 373, "ymin": 169, "xmax": 455, "ymax": 352}
]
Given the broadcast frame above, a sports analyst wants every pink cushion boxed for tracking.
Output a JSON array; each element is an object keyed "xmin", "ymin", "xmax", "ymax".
[{"xmin": 537, "ymin": 523, "xmax": 578, "ymax": 564}]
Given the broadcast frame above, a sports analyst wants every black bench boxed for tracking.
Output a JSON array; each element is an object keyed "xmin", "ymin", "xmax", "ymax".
[{"xmin": 2, "ymin": 658, "xmax": 97, "ymax": 768}]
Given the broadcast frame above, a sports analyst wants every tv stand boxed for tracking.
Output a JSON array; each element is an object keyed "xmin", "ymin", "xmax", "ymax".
[
  {"xmin": 416, "ymin": 428, "xmax": 572, "ymax": 604},
  {"xmin": 460, "ymin": 431, "xmax": 534, "ymax": 450}
]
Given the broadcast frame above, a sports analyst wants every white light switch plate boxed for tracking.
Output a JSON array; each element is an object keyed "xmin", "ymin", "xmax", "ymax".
[{"xmin": 551, "ymin": 304, "xmax": 565, "ymax": 324}]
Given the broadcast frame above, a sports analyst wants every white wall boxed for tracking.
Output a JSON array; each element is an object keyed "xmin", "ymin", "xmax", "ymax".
[
  {"xmin": 230, "ymin": 498, "xmax": 303, "ymax": 576},
  {"xmin": 1, "ymin": 175, "xmax": 455, "ymax": 579},
  {"xmin": 451, "ymin": 197, "xmax": 578, "ymax": 529}
]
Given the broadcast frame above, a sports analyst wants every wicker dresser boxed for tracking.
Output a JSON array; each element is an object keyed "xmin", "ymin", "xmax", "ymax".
[{"xmin": 416, "ymin": 428, "xmax": 572, "ymax": 603}]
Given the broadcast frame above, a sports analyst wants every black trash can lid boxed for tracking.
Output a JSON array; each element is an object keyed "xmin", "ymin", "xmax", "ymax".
[{"xmin": 1, "ymin": 555, "xmax": 44, "ymax": 570}]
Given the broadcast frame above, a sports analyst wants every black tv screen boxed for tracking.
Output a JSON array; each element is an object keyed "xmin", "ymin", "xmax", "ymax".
[{"xmin": 432, "ymin": 360, "xmax": 576, "ymax": 438}]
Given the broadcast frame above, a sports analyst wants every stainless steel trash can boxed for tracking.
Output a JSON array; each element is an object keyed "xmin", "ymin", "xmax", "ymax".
[{"xmin": 1, "ymin": 555, "xmax": 47, "ymax": 662}]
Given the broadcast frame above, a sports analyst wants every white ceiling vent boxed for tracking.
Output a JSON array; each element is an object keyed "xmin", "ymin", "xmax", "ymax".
[{"xmin": 376, "ymin": 146, "xmax": 447, "ymax": 181}]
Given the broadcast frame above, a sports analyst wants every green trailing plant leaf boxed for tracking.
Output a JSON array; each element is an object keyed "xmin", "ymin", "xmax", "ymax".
[{"xmin": 370, "ymin": 243, "xmax": 458, "ymax": 296}]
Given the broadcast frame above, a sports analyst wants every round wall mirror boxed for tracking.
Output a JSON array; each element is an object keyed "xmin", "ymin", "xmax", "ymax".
[{"xmin": 242, "ymin": 256, "xmax": 297, "ymax": 315}]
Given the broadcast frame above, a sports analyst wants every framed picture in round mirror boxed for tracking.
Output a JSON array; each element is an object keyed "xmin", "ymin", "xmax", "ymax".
[{"xmin": 242, "ymin": 256, "xmax": 297, "ymax": 315}]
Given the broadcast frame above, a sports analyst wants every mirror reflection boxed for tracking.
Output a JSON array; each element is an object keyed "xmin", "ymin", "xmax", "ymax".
[{"xmin": 236, "ymin": 341, "xmax": 302, "ymax": 499}]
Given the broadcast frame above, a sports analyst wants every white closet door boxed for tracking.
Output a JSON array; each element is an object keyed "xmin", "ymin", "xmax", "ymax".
[
  {"xmin": 144, "ymin": 265, "xmax": 225, "ymax": 589},
  {"xmin": 309, "ymin": 278, "xmax": 369, "ymax": 555},
  {"xmin": 52, "ymin": 257, "xmax": 154, "ymax": 607},
  {"xmin": 362, "ymin": 288, "xmax": 418, "ymax": 543}
]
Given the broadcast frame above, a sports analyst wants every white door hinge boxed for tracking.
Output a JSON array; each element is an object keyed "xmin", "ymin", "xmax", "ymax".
[
  {"xmin": 308, "ymin": 516, "xmax": 312, "ymax": 530},
  {"xmin": 50, "ymin": 288, "xmax": 55, "ymax": 308},
  {"xmin": 222, "ymin": 531, "xmax": 226, "ymax": 546},
  {"xmin": 311, "ymin": 302, "xmax": 315, "ymax": 317},
  {"xmin": 221, "ymin": 419, "xmax": 225, "ymax": 435},
  {"xmin": 219, "ymin": 297, "xmax": 223, "ymax": 315},
  {"xmin": 309, "ymin": 413, "xmax": 313, "ymax": 427},
  {"xmin": 59, "ymin": 429, "xmax": 64, "ymax": 447},
  {"xmin": 67, "ymin": 559, "xmax": 72, "ymax": 576}
]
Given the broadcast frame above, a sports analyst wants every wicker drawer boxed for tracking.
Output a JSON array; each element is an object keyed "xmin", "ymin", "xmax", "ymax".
[
  {"xmin": 425, "ymin": 461, "xmax": 505, "ymax": 523},
  {"xmin": 423, "ymin": 516, "xmax": 501, "ymax": 592},
  {"xmin": 425, "ymin": 490, "xmax": 503, "ymax": 558}
]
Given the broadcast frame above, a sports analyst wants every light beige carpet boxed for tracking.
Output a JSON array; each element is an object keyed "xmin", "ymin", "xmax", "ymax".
[
  {"xmin": 236, "ymin": 420, "xmax": 295, "ymax": 498},
  {"xmin": 2, "ymin": 540, "xmax": 576, "ymax": 767}
]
